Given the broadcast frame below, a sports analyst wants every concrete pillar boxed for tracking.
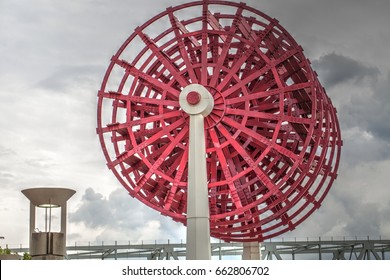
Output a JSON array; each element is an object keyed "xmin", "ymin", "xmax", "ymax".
[{"xmin": 242, "ymin": 242, "xmax": 261, "ymax": 260}]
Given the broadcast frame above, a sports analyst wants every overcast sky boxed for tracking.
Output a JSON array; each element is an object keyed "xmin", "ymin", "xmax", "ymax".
[{"xmin": 1, "ymin": 0, "xmax": 390, "ymax": 248}]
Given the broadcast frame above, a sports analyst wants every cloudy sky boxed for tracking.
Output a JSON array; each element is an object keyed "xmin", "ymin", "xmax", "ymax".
[{"xmin": 1, "ymin": 0, "xmax": 389, "ymax": 248}]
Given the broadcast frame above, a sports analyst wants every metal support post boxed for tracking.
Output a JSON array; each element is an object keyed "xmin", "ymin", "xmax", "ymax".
[{"xmin": 179, "ymin": 84, "xmax": 213, "ymax": 260}]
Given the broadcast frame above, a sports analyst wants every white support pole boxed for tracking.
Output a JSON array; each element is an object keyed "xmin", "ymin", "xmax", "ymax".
[
  {"xmin": 186, "ymin": 113, "xmax": 211, "ymax": 260},
  {"xmin": 179, "ymin": 84, "xmax": 214, "ymax": 260}
]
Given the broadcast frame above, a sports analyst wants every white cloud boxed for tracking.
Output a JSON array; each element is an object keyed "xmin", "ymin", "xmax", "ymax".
[{"xmin": 69, "ymin": 188, "xmax": 185, "ymax": 244}]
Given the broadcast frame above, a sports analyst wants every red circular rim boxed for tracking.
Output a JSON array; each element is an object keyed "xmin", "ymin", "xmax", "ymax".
[{"xmin": 97, "ymin": 1, "xmax": 342, "ymax": 242}]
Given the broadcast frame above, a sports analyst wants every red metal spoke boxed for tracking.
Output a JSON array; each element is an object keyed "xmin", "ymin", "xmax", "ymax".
[
  {"xmin": 164, "ymin": 147, "xmax": 188, "ymax": 211},
  {"xmin": 123, "ymin": 132, "xmax": 184, "ymax": 175},
  {"xmin": 98, "ymin": 90, "xmax": 129, "ymax": 102},
  {"xmin": 126, "ymin": 111, "xmax": 181, "ymax": 126},
  {"xmin": 135, "ymin": 29, "xmax": 189, "ymax": 88},
  {"xmin": 281, "ymin": 114, "xmax": 315, "ymax": 125},
  {"xmin": 219, "ymin": 64, "xmax": 272, "ymax": 98},
  {"xmin": 169, "ymin": 11, "xmax": 200, "ymax": 48},
  {"xmin": 168, "ymin": 9, "xmax": 199, "ymax": 84},
  {"xmin": 209, "ymin": 127, "xmax": 243, "ymax": 209},
  {"xmin": 216, "ymin": 28, "xmax": 266, "ymax": 91},
  {"xmin": 226, "ymin": 108, "xmax": 282, "ymax": 122},
  {"xmin": 133, "ymin": 126, "xmax": 189, "ymax": 194},
  {"xmin": 221, "ymin": 116, "xmax": 300, "ymax": 163},
  {"xmin": 217, "ymin": 42, "xmax": 261, "ymax": 91},
  {"xmin": 216, "ymin": 123, "xmax": 279, "ymax": 194},
  {"xmin": 128, "ymin": 96, "xmax": 179, "ymax": 107},
  {"xmin": 226, "ymin": 106, "xmax": 314, "ymax": 127},
  {"xmin": 200, "ymin": 1, "xmax": 210, "ymax": 85},
  {"xmin": 225, "ymin": 82, "xmax": 312, "ymax": 105},
  {"xmin": 108, "ymin": 118, "xmax": 185, "ymax": 168},
  {"xmin": 100, "ymin": 110, "xmax": 181, "ymax": 134},
  {"xmin": 221, "ymin": 116, "xmax": 272, "ymax": 149},
  {"xmin": 114, "ymin": 58, "xmax": 180, "ymax": 98},
  {"xmin": 272, "ymin": 48, "xmax": 303, "ymax": 69},
  {"xmin": 209, "ymin": 7, "xmax": 244, "ymax": 88}
]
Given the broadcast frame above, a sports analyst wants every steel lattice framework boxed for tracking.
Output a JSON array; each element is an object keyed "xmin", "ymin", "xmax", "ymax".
[
  {"xmin": 97, "ymin": 1, "xmax": 342, "ymax": 242},
  {"xmin": 8, "ymin": 238, "xmax": 390, "ymax": 260}
]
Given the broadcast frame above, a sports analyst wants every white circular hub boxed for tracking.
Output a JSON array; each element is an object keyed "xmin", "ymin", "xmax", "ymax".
[{"xmin": 179, "ymin": 84, "xmax": 214, "ymax": 117}]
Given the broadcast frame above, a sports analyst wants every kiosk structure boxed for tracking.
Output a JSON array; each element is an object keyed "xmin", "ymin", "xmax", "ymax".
[{"xmin": 22, "ymin": 187, "xmax": 75, "ymax": 260}]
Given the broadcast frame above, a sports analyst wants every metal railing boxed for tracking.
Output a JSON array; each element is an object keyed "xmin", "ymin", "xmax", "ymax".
[{"xmin": 6, "ymin": 237, "xmax": 390, "ymax": 260}]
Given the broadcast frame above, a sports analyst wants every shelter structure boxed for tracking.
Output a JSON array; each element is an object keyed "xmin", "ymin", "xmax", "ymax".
[{"xmin": 22, "ymin": 187, "xmax": 75, "ymax": 260}]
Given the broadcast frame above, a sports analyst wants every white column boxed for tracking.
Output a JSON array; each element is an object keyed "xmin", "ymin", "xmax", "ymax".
[{"xmin": 179, "ymin": 84, "xmax": 214, "ymax": 260}]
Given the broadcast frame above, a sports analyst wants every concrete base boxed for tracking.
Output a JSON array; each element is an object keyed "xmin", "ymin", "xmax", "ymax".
[
  {"xmin": 31, "ymin": 232, "xmax": 65, "ymax": 260},
  {"xmin": 242, "ymin": 242, "xmax": 261, "ymax": 260}
]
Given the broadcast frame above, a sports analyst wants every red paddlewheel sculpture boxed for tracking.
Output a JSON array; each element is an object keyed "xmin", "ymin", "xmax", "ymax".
[{"xmin": 97, "ymin": 1, "xmax": 342, "ymax": 242}]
